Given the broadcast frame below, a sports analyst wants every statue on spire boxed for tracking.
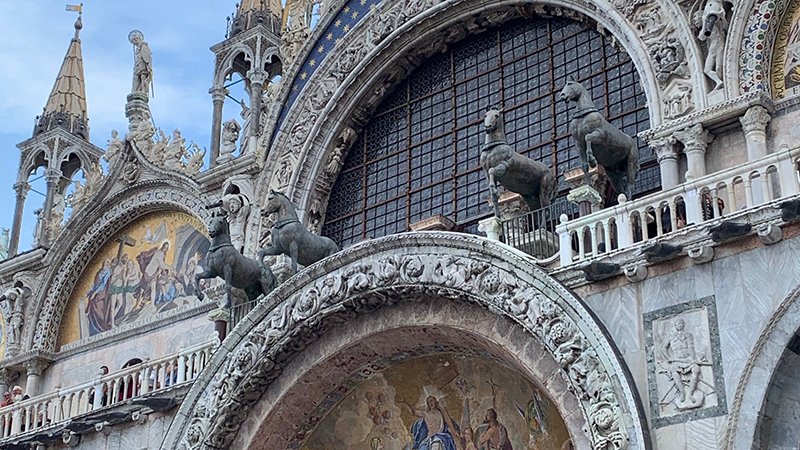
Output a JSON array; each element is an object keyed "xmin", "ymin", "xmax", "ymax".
[{"xmin": 129, "ymin": 30, "xmax": 153, "ymax": 97}]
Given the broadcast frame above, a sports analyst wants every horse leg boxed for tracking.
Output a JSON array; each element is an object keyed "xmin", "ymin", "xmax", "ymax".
[
  {"xmin": 223, "ymin": 265, "xmax": 233, "ymax": 309},
  {"xmin": 486, "ymin": 171, "xmax": 501, "ymax": 218},
  {"xmin": 585, "ymin": 131, "xmax": 601, "ymax": 169},
  {"xmin": 289, "ymin": 241, "xmax": 299, "ymax": 274},
  {"xmin": 194, "ymin": 269, "xmax": 215, "ymax": 301}
]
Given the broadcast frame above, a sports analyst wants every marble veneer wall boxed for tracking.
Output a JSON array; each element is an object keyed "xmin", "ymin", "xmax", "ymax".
[
  {"xmin": 40, "ymin": 315, "xmax": 213, "ymax": 395},
  {"xmin": 573, "ymin": 229, "xmax": 800, "ymax": 449}
]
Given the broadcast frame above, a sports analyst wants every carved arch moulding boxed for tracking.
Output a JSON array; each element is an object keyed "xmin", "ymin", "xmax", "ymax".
[
  {"xmin": 26, "ymin": 183, "xmax": 211, "ymax": 354},
  {"xmin": 162, "ymin": 232, "xmax": 649, "ymax": 450},
  {"xmin": 253, "ymin": 0, "xmax": 677, "ymax": 242}
]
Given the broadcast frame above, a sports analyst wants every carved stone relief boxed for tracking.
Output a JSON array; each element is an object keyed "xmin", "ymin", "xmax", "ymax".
[
  {"xmin": 662, "ymin": 80, "xmax": 694, "ymax": 119},
  {"xmin": 644, "ymin": 296, "xmax": 727, "ymax": 428}
]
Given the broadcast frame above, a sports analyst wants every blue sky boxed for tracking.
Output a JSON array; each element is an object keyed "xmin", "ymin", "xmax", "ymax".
[{"xmin": 0, "ymin": 1, "xmax": 247, "ymax": 252}]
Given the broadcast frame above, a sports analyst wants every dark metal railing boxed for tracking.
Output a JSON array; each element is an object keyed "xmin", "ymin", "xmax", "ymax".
[{"xmin": 500, "ymin": 200, "xmax": 578, "ymax": 260}]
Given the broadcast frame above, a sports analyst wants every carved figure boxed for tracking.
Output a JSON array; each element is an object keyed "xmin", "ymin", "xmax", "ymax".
[
  {"xmin": 104, "ymin": 130, "xmax": 124, "ymax": 165},
  {"xmin": 658, "ymin": 318, "xmax": 705, "ymax": 409},
  {"xmin": 559, "ymin": 79, "xmax": 639, "ymax": 199},
  {"xmin": 0, "ymin": 285, "xmax": 26, "ymax": 351},
  {"xmin": 239, "ymin": 100, "xmax": 252, "ymax": 155},
  {"xmin": 129, "ymin": 30, "xmax": 153, "ymax": 97},
  {"xmin": 697, "ymin": 0, "xmax": 727, "ymax": 90},
  {"xmin": 183, "ymin": 142, "xmax": 206, "ymax": 176},
  {"xmin": 165, "ymin": 129, "xmax": 187, "ymax": 171},
  {"xmin": 222, "ymin": 193, "xmax": 250, "ymax": 253},
  {"xmin": 258, "ymin": 190, "xmax": 339, "ymax": 273},
  {"xmin": 219, "ymin": 119, "xmax": 241, "ymax": 163},
  {"xmin": 480, "ymin": 108, "xmax": 557, "ymax": 217},
  {"xmin": 195, "ymin": 216, "xmax": 276, "ymax": 309}
]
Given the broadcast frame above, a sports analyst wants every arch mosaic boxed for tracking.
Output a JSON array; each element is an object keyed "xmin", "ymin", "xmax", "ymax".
[
  {"xmin": 242, "ymin": 320, "xmax": 576, "ymax": 449},
  {"xmin": 724, "ymin": 282, "xmax": 800, "ymax": 448},
  {"xmin": 735, "ymin": 0, "xmax": 792, "ymax": 95},
  {"xmin": 162, "ymin": 232, "xmax": 648, "ymax": 450},
  {"xmin": 25, "ymin": 182, "xmax": 211, "ymax": 353},
  {"xmin": 253, "ymin": 0, "xmax": 672, "ymax": 245}
]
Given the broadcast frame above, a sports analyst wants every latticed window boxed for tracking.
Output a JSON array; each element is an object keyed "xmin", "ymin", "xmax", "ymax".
[{"xmin": 323, "ymin": 17, "xmax": 655, "ymax": 247}]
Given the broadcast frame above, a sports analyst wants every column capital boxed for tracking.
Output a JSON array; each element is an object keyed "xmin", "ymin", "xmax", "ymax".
[
  {"xmin": 740, "ymin": 105, "xmax": 771, "ymax": 134},
  {"xmin": 0, "ymin": 368, "xmax": 18, "ymax": 386},
  {"xmin": 24, "ymin": 358, "xmax": 50, "ymax": 377},
  {"xmin": 246, "ymin": 69, "xmax": 268, "ymax": 86},
  {"xmin": 13, "ymin": 181, "xmax": 30, "ymax": 197},
  {"xmin": 44, "ymin": 168, "xmax": 62, "ymax": 185},
  {"xmin": 674, "ymin": 123, "xmax": 712, "ymax": 153},
  {"xmin": 649, "ymin": 137, "xmax": 678, "ymax": 163},
  {"xmin": 209, "ymin": 86, "xmax": 228, "ymax": 102}
]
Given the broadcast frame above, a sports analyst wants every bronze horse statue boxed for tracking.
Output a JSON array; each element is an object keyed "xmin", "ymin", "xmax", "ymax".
[
  {"xmin": 559, "ymin": 79, "xmax": 639, "ymax": 199},
  {"xmin": 258, "ymin": 190, "xmax": 339, "ymax": 273},
  {"xmin": 480, "ymin": 107, "xmax": 557, "ymax": 217},
  {"xmin": 195, "ymin": 215, "xmax": 277, "ymax": 308}
]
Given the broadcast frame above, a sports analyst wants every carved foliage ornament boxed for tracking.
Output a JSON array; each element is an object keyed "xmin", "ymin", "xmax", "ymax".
[{"xmin": 178, "ymin": 252, "xmax": 631, "ymax": 450}]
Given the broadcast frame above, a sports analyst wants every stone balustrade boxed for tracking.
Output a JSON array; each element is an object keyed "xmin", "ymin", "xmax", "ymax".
[
  {"xmin": 552, "ymin": 144, "xmax": 800, "ymax": 265},
  {"xmin": 0, "ymin": 339, "xmax": 217, "ymax": 440}
]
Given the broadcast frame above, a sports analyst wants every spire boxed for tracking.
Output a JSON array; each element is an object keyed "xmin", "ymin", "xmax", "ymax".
[{"xmin": 34, "ymin": 11, "xmax": 89, "ymax": 140}]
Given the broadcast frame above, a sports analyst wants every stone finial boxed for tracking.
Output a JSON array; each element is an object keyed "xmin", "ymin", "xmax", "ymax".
[{"xmin": 739, "ymin": 105, "xmax": 771, "ymax": 134}]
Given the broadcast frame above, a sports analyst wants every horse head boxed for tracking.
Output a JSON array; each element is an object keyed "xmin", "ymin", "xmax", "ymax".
[
  {"xmin": 558, "ymin": 77, "xmax": 585, "ymax": 102},
  {"xmin": 265, "ymin": 190, "xmax": 295, "ymax": 218},
  {"xmin": 208, "ymin": 215, "xmax": 229, "ymax": 238},
  {"xmin": 484, "ymin": 107, "xmax": 504, "ymax": 134}
]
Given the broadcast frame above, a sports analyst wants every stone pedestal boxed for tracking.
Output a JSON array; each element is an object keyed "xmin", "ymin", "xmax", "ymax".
[
  {"xmin": 409, "ymin": 215, "xmax": 455, "ymax": 231},
  {"xmin": 125, "ymin": 92, "xmax": 151, "ymax": 133},
  {"xmin": 567, "ymin": 185, "xmax": 604, "ymax": 216}
]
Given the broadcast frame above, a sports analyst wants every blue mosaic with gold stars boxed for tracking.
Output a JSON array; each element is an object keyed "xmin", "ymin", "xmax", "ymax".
[{"xmin": 278, "ymin": 0, "xmax": 383, "ymax": 127}]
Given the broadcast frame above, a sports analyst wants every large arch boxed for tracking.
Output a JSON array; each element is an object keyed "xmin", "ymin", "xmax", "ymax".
[
  {"xmin": 25, "ymin": 181, "xmax": 211, "ymax": 353},
  {"xmin": 162, "ymin": 232, "xmax": 649, "ymax": 449},
  {"xmin": 251, "ymin": 0, "xmax": 664, "ymax": 246}
]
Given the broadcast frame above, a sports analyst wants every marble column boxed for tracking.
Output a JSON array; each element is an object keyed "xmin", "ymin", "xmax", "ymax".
[
  {"xmin": 247, "ymin": 69, "xmax": 267, "ymax": 138},
  {"xmin": 40, "ymin": 168, "xmax": 62, "ymax": 248},
  {"xmin": 8, "ymin": 181, "xmax": 30, "ymax": 257},
  {"xmin": 209, "ymin": 86, "xmax": 227, "ymax": 168},
  {"xmin": 674, "ymin": 124, "xmax": 712, "ymax": 181},
  {"xmin": 650, "ymin": 137, "xmax": 680, "ymax": 189},
  {"xmin": 24, "ymin": 359, "xmax": 48, "ymax": 397},
  {"xmin": 740, "ymin": 105, "xmax": 771, "ymax": 161}
]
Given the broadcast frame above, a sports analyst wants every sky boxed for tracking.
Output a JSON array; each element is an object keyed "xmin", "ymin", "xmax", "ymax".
[{"xmin": 0, "ymin": 1, "xmax": 247, "ymax": 252}]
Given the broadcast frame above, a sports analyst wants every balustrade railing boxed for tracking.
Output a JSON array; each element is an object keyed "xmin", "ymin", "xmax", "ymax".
[
  {"xmin": 0, "ymin": 339, "xmax": 217, "ymax": 439},
  {"xmin": 501, "ymin": 200, "xmax": 577, "ymax": 261},
  {"xmin": 552, "ymin": 145, "xmax": 800, "ymax": 265},
  {"xmin": 231, "ymin": 298, "xmax": 260, "ymax": 329}
]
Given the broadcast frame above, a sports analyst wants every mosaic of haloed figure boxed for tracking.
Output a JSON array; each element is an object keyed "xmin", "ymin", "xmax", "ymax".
[{"xmin": 299, "ymin": 353, "xmax": 571, "ymax": 450}]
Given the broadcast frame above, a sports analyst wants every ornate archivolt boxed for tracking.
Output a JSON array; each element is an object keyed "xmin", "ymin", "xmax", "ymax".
[
  {"xmin": 24, "ymin": 182, "xmax": 211, "ymax": 353},
  {"xmin": 162, "ymin": 232, "xmax": 647, "ymax": 450},
  {"xmin": 732, "ymin": 0, "xmax": 792, "ymax": 96},
  {"xmin": 252, "ymin": 0, "xmax": 678, "ymax": 243}
]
